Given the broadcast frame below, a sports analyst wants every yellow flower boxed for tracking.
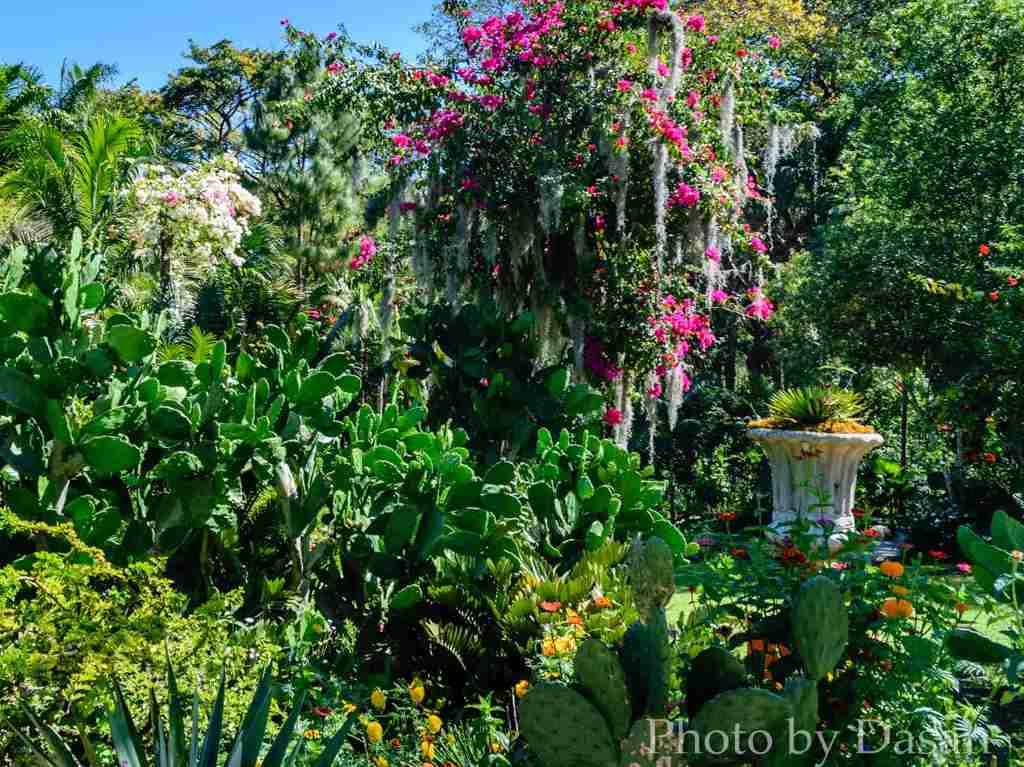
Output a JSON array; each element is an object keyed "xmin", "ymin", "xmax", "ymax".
[
  {"xmin": 366, "ymin": 721, "xmax": 384, "ymax": 744},
  {"xmin": 409, "ymin": 680, "xmax": 426, "ymax": 705},
  {"xmin": 892, "ymin": 585, "xmax": 909, "ymax": 597},
  {"xmin": 371, "ymin": 689, "xmax": 387, "ymax": 710},
  {"xmin": 514, "ymin": 680, "xmax": 530, "ymax": 698},
  {"xmin": 879, "ymin": 561, "xmax": 904, "ymax": 578},
  {"xmin": 304, "ymin": 729, "xmax": 321, "ymax": 740},
  {"xmin": 541, "ymin": 638, "xmax": 557, "ymax": 657},
  {"xmin": 344, "ymin": 702, "xmax": 357, "ymax": 714},
  {"xmin": 490, "ymin": 742, "xmax": 503, "ymax": 753},
  {"xmin": 881, "ymin": 598, "xmax": 914, "ymax": 619},
  {"xmin": 421, "ymin": 740, "xmax": 436, "ymax": 759},
  {"xmin": 427, "ymin": 714, "xmax": 443, "ymax": 734},
  {"xmin": 554, "ymin": 635, "xmax": 576, "ymax": 654},
  {"xmin": 374, "ymin": 758, "xmax": 389, "ymax": 767}
]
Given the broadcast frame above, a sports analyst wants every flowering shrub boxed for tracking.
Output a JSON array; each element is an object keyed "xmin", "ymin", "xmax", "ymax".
[
  {"xmin": 125, "ymin": 154, "xmax": 262, "ymax": 272},
  {"xmin": 313, "ymin": 0, "xmax": 794, "ymax": 439}
]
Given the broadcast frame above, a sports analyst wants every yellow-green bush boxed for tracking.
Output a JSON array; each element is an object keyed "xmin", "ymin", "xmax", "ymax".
[{"xmin": 0, "ymin": 510, "xmax": 281, "ymax": 761}]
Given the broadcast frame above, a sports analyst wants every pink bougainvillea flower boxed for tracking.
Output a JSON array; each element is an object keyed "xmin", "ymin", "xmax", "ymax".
[
  {"xmin": 705, "ymin": 245, "xmax": 721, "ymax": 262},
  {"xmin": 750, "ymin": 236, "xmax": 768, "ymax": 253},
  {"xmin": 768, "ymin": 35, "xmax": 781, "ymax": 49},
  {"xmin": 685, "ymin": 14, "xmax": 705, "ymax": 32},
  {"xmin": 668, "ymin": 182, "xmax": 700, "ymax": 208},
  {"xmin": 711, "ymin": 289, "xmax": 729, "ymax": 303},
  {"xmin": 617, "ymin": 79, "xmax": 633, "ymax": 92},
  {"xmin": 603, "ymin": 407, "xmax": 624, "ymax": 426},
  {"xmin": 745, "ymin": 297, "xmax": 775, "ymax": 320},
  {"xmin": 648, "ymin": 381, "xmax": 663, "ymax": 398},
  {"xmin": 1008, "ymin": 275, "xmax": 1019, "ymax": 286}
]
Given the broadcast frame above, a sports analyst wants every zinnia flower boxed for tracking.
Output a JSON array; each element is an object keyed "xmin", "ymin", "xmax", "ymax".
[
  {"xmin": 540, "ymin": 600, "xmax": 562, "ymax": 612},
  {"xmin": 956, "ymin": 562, "xmax": 972, "ymax": 574},
  {"xmin": 879, "ymin": 561, "xmax": 904, "ymax": 577},
  {"xmin": 366, "ymin": 721, "xmax": 384, "ymax": 744},
  {"xmin": 881, "ymin": 598, "xmax": 914, "ymax": 619}
]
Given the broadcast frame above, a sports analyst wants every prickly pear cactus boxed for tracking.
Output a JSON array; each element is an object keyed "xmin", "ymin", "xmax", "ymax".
[
  {"xmin": 619, "ymin": 717, "xmax": 684, "ymax": 767},
  {"xmin": 688, "ymin": 688, "xmax": 795, "ymax": 766},
  {"xmin": 519, "ymin": 683, "xmax": 618, "ymax": 767},
  {"xmin": 783, "ymin": 676, "xmax": 818, "ymax": 734},
  {"xmin": 630, "ymin": 536, "xmax": 675, "ymax": 618},
  {"xmin": 620, "ymin": 614, "xmax": 671, "ymax": 717},
  {"xmin": 791, "ymin": 576, "xmax": 848, "ymax": 681},
  {"xmin": 577, "ymin": 638, "xmax": 633, "ymax": 740},
  {"xmin": 685, "ymin": 646, "xmax": 747, "ymax": 719}
]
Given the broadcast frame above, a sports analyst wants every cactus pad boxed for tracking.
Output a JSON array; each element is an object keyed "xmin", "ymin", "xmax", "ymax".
[
  {"xmin": 689, "ymin": 688, "xmax": 794, "ymax": 765},
  {"xmin": 791, "ymin": 576, "xmax": 848, "ymax": 681},
  {"xmin": 520, "ymin": 683, "xmax": 618, "ymax": 767},
  {"xmin": 630, "ymin": 536, "xmax": 676, "ymax": 616},
  {"xmin": 576, "ymin": 638, "xmax": 633, "ymax": 740},
  {"xmin": 619, "ymin": 718, "xmax": 683, "ymax": 767},
  {"xmin": 783, "ymin": 676, "xmax": 818, "ymax": 735},
  {"xmin": 685, "ymin": 647, "xmax": 747, "ymax": 719}
]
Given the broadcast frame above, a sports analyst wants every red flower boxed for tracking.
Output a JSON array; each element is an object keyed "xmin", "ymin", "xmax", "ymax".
[
  {"xmin": 989, "ymin": 291, "xmax": 1000, "ymax": 302},
  {"xmin": 730, "ymin": 547, "xmax": 749, "ymax": 559},
  {"xmin": 718, "ymin": 511, "xmax": 737, "ymax": 522},
  {"xmin": 862, "ymin": 528, "xmax": 880, "ymax": 538},
  {"xmin": 603, "ymin": 407, "xmax": 623, "ymax": 426},
  {"xmin": 928, "ymin": 550, "xmax": 949, "ymax": 560},
  {"xmin": 979, "ymin": 243, "xmax": 990, "ymax": 256},
  {"xmin": 983, "ymin": 452, "xmax": 997, "ymax": 464},
  {"xmin": 540, "ymin": 600, "xmax": 562, "ymax": 612},
  {"xmin": 312, "ymin": 706, "xmax": 332, "ymax": 718},
  {"xmin": 1009, "ymin": 276, "xmax": 1019, "ymax": 287}
]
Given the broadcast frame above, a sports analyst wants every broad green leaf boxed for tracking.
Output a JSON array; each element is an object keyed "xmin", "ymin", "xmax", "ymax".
[
  {"xmin": 106, "ymin": 325, "xmax": 157, "ymax": 363},
  {"xmin": 81, "ymin": 436, "xmax": 142, "ymax": 475}
]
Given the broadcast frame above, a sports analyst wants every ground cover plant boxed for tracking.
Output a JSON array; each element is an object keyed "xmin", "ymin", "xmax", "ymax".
[{"xmin": 1, "ymin": 0, "xmax": 1023, "ymax": 764}]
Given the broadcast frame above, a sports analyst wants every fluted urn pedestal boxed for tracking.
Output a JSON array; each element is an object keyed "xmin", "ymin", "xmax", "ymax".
[{"xmin": 748, "ymin": 428, "xmax": 884, "ymax": 553}]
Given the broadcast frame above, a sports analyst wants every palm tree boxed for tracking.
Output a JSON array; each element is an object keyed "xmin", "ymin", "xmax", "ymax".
[
  {"xmin": 1, "ymin": 112, "xmax": 146, "ymax": 246},
  {"xmin": 0, "ymin": 64, "xmax": 49, "ymax": 165}
]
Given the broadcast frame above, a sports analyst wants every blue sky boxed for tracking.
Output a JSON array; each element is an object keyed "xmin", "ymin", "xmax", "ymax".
[{"xmin": 2, "ymin": 1, "xmax": 434, "ymax": 91}]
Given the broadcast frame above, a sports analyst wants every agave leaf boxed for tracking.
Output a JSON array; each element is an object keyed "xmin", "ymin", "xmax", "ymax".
[
  {"xmin": 190, "ymin": 684, "xmax": 201, "ymax": 767},
  {"xmin": 234, "ymin": 665, "xmax": 274, "ymax": 767},
  {"xmin": 313, "ymin": 716, "xmax": 357, "ymax": 767},
  {"xmin": 261, "ymin": 690, "xmax": 306, "ymax": 767},
  {"xmin": 166, "ymin": 650, "xmax": 186, "ymax": 767},
  {"xmin": 198, "ymin": 669, "xmax": 227, "ymax": 767},
  {"xmin": 10, "ymin": 703, "xmax": 78, "ymax": 767},
  {"xmin": 152, "ymin": 689, "xmax": 169, "ymax": 767},
  {"xmin": 110, "ymin": 680, "xmax": 146, "ymax": 767}
]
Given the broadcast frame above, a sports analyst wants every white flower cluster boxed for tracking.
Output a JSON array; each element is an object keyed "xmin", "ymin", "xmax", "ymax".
[{"xmin": 126, "ymin": 154, "xmax": 262, "ymax": 271}]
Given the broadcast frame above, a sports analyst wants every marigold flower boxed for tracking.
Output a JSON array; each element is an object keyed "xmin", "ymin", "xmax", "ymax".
[
  {"xmin": 371, "ymin": 689, "xmax": 386, "ymax": 710},
  {"xmin": 421, "ymin": 740, "xmax": 436, "ymax": 759},
  {"xmin": 879, "ymin": 561, "xmax": 904, "ymax": 577},
  {"xmin": 366, "ymin": 721, "xmax": 384, "ymax": 744},
  {"xmin": 409, "ymin": 681, "xmax": 426, "ymax": 705},
  {"xmin": 881, "ymin": 598, "xmax": 914, "ymax": 619},
  {"xmin": 515, "ymin": 680, "xmax": 530, "ymax": 698}
]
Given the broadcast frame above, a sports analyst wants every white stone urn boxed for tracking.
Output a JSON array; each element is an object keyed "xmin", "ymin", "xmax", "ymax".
[{"xmin": 748, "ymin": 428, "xmax": 884, "ymax": 552}]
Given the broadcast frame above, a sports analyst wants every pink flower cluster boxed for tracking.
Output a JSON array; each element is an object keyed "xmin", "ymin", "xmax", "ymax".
[
  {"xmin": 744, "ymin": 287, "xmax": 775, "ymax": 320},
  {"xmin": 648, "ymin": 110, "xmax": 691, "ymax": 159},
  {"xmin": 350, "ymin": 235, "xmax": 376, "ymax": 270},
  {"xmin": 668, "ymin": 181, "xmax": 700, "ymax": 209},
  {"xmin": 461, "ymin": 3, "xmax": 566, "ymax": 71},
  {"xmin": 584, "ymin": 336, "xmax": 624, "ymax": 382}
]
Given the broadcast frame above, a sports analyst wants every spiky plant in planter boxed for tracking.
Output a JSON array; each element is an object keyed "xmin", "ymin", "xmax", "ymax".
[
  {"xmin": 748, "ymin": 386, "xmax": 872, "ymax": 434},
  {"xmin": 747, "ymin": 387, "xmax": 883, "ymax": 551}
]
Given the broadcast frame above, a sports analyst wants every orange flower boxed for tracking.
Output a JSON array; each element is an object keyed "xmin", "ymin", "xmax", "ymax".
[
  {"xmin": 879, "ymin": 561, "xmax": 904, "ymax": 578},
  {"xmin": 567, "ymin": 611, "xmax": 583, "ymax": 627},
  {"xmin": 892, "ymin": 585, "xmax": 909, "ymax": 597},
  {"xmin": 593, "ymin": 595, "xmax": 612, "ymax": 609},
  {"xmin": 979, "ymin": 243, "xmax": 990, "ymax": 256},
  {"xmin": 881, "ymin": 598, "xmax": 914, "ymax": 619},
  {"xmin": 540, "ymin": 600, "xmax": 562, "ymax": 612},
  {"xmin": 954, "ymin": 602, "xmax": 969, "ymax": 615}
]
